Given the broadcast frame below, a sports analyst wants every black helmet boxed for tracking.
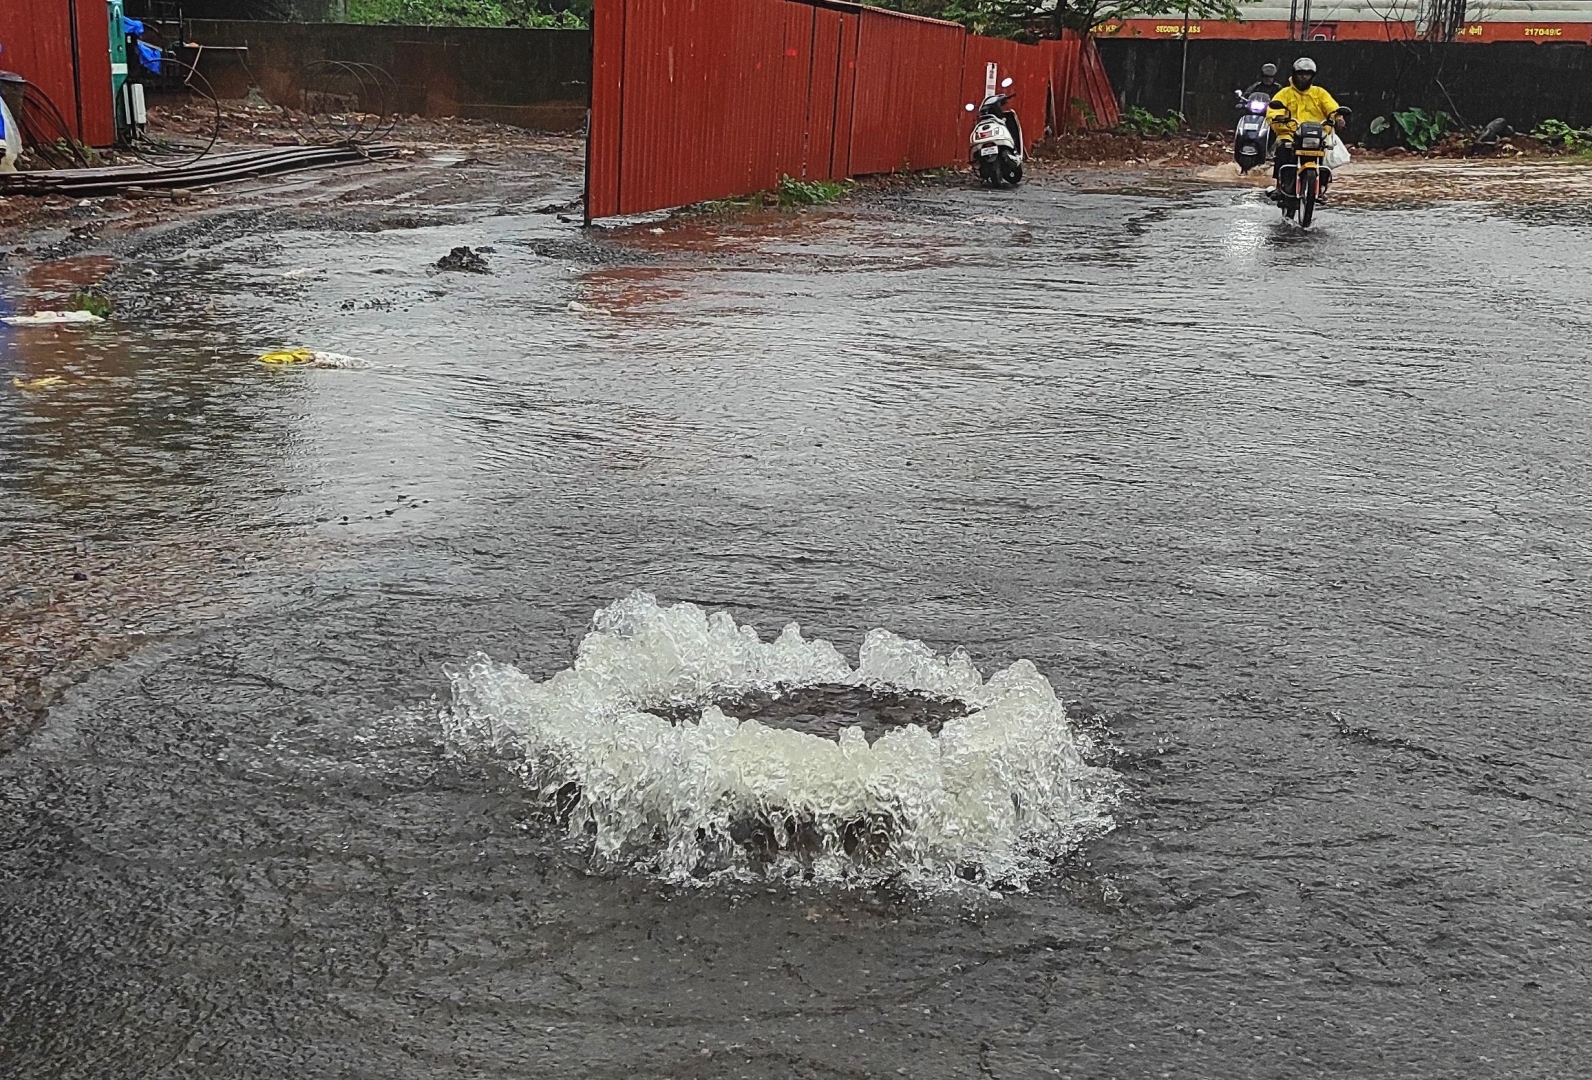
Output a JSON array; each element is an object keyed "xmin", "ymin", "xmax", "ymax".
[{"xmin": 1261, "ymin": 63, "xmax": 1277, "ymax": 77}]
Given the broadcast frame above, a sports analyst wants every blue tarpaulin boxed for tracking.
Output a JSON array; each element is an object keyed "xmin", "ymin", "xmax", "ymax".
[
  {"xmin": 119, "ymin": 16, "xmax": 163, "ymax": 74},
  {"xmin": 136, "ymin": 41, "xmax": 163, "ymax": 74}
]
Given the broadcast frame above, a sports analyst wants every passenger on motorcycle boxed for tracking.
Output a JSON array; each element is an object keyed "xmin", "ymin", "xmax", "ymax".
[
  {"xmin": 1244, "ymin": 63, "xmax": 1282, "ymax": 99},
  {"xmin": 1266, "ymin": 58, "xmax": 1346, "ymax": 199}
]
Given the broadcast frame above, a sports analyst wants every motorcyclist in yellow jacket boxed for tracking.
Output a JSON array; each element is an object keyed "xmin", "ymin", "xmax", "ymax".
[{"xmin": 1266, "ymin": 57, "xmax": 1347, "ymax": 200}]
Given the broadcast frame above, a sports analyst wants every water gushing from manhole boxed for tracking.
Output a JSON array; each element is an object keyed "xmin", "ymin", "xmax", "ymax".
[{"xmin": 444, "ymin": 593, "xmax": 1118, "ymax": 889}]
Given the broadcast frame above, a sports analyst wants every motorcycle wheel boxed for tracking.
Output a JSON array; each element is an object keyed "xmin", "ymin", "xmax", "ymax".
[
  {"xmin": 978, "ymin": 156, "xmax": 1002, "ymax": 187},
  {"xmin": 1300, "ymin": 170, "xmax": 1318, "ymax": 228},
  {"xmin": 997, "ymin": 149, "xmax": 1018, "ymax": 187}
]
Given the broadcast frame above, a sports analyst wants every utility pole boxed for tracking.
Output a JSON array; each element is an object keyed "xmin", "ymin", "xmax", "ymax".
[{"xmin": 1178, "ymin": 2, "xmax": 1191, "ymax": 123}]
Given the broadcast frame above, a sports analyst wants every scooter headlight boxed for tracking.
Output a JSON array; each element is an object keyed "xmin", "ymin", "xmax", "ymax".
[{"xmin": 1249, "ymin": 100, "xmax": 1268, "ymax": 113}]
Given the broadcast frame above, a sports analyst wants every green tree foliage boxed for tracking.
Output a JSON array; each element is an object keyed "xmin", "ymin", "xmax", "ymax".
[
  {"xmin": 872, "ymin": 0, "xmax": 1239, "ymax": 39},
  {"xmin": 346, "ymin": 0, "xmax": 589, "ymax": 29}
]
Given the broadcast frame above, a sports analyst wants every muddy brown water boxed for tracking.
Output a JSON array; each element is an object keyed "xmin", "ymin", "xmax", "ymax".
[{"xmin": 3, "ymin": 179, "xmax": 1591, "ymax": 1078}]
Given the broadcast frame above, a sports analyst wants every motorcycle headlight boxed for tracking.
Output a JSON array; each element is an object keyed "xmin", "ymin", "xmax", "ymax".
[{"xmin": 1300, "ymin": 135, "xmax": 1322, "ymax": 149}]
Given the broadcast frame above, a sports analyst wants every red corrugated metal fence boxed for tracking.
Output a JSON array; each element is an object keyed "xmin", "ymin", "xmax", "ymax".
[
  {"xmin": 0, "ymin": 0, "xmax": 115, "ymax": 147},
  {"xmin": 848, "ymin": 9, "xmax": 964, "ymax": 176},
  {"xmin": 586, "ymin": 0, "xmax": 1120, "ymax": 220}
]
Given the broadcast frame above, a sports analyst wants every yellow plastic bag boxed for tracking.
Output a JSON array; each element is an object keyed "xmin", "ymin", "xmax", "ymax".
[
  {"xmin": 11, "ymin": 375, "xmax": 68, "ymax": 391},
  {"xmin": 256, "ymin": 348, "xmax": 317, "ymax": 366}
]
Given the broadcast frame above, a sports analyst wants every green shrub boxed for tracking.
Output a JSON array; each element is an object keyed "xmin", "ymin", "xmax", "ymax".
[
  {"xmin": 1368, "ymin": 108, "xmax": 1452, "ymax": 151},
  {"xmin": 1531, "ymin": 118, "xmax": 1592, "ymax": 154},
  {"xmin": 776, "ymin": 175, "xmax": 846, "ymax": 207},
  {"xmin": 1116, "ymin": 105, "xmax": 1183, "ymax": 138}
]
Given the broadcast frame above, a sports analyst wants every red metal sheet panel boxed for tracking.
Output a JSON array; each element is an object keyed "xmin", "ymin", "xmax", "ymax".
[
  {"xmin": 1046, "ymin": 33, "xmax": 1090, "ymax": 132},
  {"xmin": 831, "ymin": 11, "xmax": 859, "ymax": 178},
  {"xmin": 849, "ymin": 7, "xmax": 964, "ymax": 176},
  {"xmin": 1080, "ymin": 35, "xmax": 1119, "ymax": 129},
  {"xmin": 73, "ymin": 0, "xmax": 113, "ymax": 147},
  {"xmin": 774, "ymin": 1, "xmax": 815, "ymax": 182},
  {"xmin": 804, "ymin": 7, "xmax": 842, "ymax": 180},
  {"xmin": 0, "ymin": 0, "xmax": 115, "ymax": 146},
  {"xmin": 585, "ymin": 0, "xmax": 625, "ymax": 220},
  {"xmin": 615, "ymin": 0, "xmax": 811, "ymax": 214}
]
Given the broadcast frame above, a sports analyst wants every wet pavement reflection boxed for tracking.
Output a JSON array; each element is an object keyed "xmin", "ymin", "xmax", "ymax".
[{"xmin": 3, "ymin": 181, "xmax": 1592, "ymax": 1078}]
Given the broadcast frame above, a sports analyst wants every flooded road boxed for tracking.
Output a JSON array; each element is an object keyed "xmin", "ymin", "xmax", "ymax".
[{"xmin": 4, "ymin": 178, "xmax": 1592, "ymax": 1078}]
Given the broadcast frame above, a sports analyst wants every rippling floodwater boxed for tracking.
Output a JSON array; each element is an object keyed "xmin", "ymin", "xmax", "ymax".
[{"xmin": 4, "ymin": 183, "xmax": 1592, "ymax": 1077}]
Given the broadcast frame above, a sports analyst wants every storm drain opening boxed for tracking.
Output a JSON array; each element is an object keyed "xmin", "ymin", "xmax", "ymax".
[{"xmin": 444, "ymin": 593, "xmax": 1119, "ymax": 890}]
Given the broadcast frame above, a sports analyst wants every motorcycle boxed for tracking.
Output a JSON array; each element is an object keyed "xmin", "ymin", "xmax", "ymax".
[
  {"xmin": 1232, "ymin": 89, "xmax": 1272, "ymax": 173},
  {"xmin": 964, "ymin": 77, "xmax": 1023, "ymax": 188},
  {"xmin": 1268, "ymin": 103, "xmax": 1351, "ymax": 228}
]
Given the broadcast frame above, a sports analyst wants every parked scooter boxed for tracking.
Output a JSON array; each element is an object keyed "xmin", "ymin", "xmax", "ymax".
[
  {"xmin": 964, "ymin": 77, "xmax": 1023, "ymax": 188},
  {"xmin": 1232, "ymin": 89, "xmax": 1273, "ymax": 173}
]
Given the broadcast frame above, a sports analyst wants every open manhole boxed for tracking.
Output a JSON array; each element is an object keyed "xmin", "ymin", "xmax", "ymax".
[
  {"xmin": 643, "ymin": 684, "xmax": 971, "ymax": 743},
  {"xmin": 445, "ymin": 593, "xmax": 1119, "ymax": 889}
]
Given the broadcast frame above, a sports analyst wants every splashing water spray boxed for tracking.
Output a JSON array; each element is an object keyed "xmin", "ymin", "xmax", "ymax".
[{"xmin": 443, "ymin": 593, "xmax": 1120, "ymax": 890}]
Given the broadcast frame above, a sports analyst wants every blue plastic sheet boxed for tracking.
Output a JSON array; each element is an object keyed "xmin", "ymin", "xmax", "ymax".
[{"xmin": 136, "ymin": 40, "xmax": 162, "ymax": 74}]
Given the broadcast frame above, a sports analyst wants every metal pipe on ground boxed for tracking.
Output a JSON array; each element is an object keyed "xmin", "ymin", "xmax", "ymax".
[{"xmin": 0, "ymin": 143, "xmax": 399, "ymax": 196}]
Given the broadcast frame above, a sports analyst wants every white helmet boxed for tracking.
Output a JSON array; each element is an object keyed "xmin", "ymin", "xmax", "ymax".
[{"xmin": 1293, "ymin": 57, "xmax": 1318, "ymax": 74}]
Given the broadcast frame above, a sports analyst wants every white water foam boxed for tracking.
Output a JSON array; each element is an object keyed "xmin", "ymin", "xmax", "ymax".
[{"xmin": 443, "ymin": 592, "xmax": 1119, "ymax": 889}]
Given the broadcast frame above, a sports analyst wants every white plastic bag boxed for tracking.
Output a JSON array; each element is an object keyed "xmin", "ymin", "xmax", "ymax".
[
  {"xmin": 0, "ymin": 96, "xmax": 21, "ymax": 173},
  {"xmin": 1324, "ymin": 132, "xmax": 1350, "ymax": 170}
]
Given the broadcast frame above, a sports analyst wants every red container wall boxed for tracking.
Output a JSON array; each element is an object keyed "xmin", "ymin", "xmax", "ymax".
[
  {"xmin": 584, "ymin": 0, "xmax": 1117, "ymax": 219},
  {"xmin": 0, "ymin": 0, "xmax": 115, "ymax": 146},
  {"xmin": 848, "ymin": 8, "xmax": 964, "ymax": 175}
]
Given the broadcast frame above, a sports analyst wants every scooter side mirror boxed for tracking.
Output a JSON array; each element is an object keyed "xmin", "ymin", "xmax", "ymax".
[{"xmin": 965, "ymin": 103, "xmax": 976, "ymax": 112}]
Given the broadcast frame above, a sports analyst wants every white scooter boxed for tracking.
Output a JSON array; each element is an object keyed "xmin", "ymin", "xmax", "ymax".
[{"xmin": 964, "ymin": 77, "xmax": 1023, "ymax": 188}]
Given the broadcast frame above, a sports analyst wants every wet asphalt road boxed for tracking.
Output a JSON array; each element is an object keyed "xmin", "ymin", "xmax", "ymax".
[{"xmin": 3, "ymin": 178, "xmax": 1591, "ymax": 1078}]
